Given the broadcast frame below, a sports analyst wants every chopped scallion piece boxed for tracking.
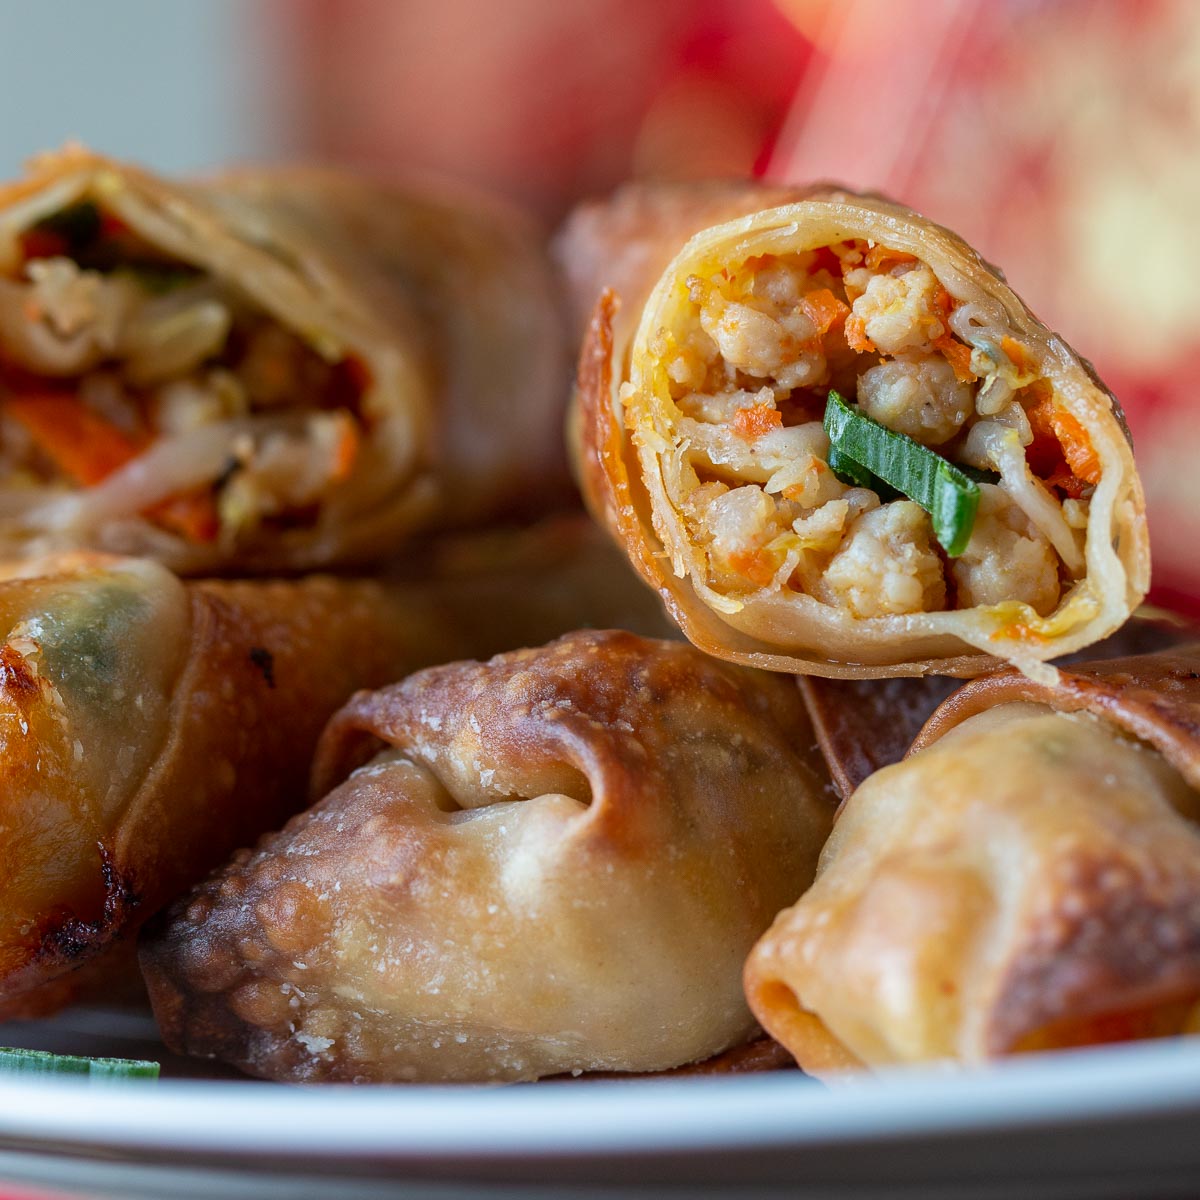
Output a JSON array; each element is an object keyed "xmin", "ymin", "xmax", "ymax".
[
  {"xmin": 823, "ymin": 391, "xmax": 980, "ymax": 557},
  {"xmin": 0, "ymin": 1046, "xmax": 159, "ymax": 1079},
  {"xmin": 826, "ymin": 446, "xmax": 901, "ymax": 501},
  {"xmin": 826, "ymin": 445, "xmax": 874, "ymax": 490}
]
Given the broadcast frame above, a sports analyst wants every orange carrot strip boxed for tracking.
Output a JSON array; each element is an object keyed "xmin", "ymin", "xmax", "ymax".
[
  {"xmin": 844, "ymin": 314, "xmax": 876, "ymax": 354},
  {"xmin": 1050, "ymin": 406, "xmax": 1102, "ymax": 485},
  {"xmin": 331, "ymin": 417, "xmax": 361, "ymax": 482},
  {"xmin": 1000, "ymin": 335, "xmax": 1033, "ymax": 375},
  {"xmin": 934, "ymin": 334, "xmax": 977, "ymax": 383},
  {"xmin": 729, "ymin": 547, "xmax": 781, "ymax": 587},
  {"xmin": 147, "ymin": 489, "xmax": 221, "ymax": 544},
  {"xmin": 864, "ymin": 245, "xmax": 917, "ymax": 272},
  {"xmin": 732, "ymin": 406, "xmax": 783, "ymax": 442},
  {"xmin": 3, "ymin": 392, "xmax": 144, "ymax": 486},
  {"xmin": 1024, "ymin": 392, "xmax": 1099, "ymax": 497},
  {"xmin": 799, "ymin": 288, "xmax": 850, "ymax": 336}
]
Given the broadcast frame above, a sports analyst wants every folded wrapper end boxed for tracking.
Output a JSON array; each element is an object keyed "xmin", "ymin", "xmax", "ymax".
[
  {"xmin": 801, "ymin": 611, "xmax": 1196, "ymax": 806},
  {"xmin": 750, "ymin": 632, "xmax": 1200, "ymax": 1075}
]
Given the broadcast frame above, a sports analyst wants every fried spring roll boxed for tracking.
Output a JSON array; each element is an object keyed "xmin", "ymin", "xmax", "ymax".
[
  {"xmin": 0, "ymin": 146, "xmax": 568, "ymax": 573},
  {"xmin": 745, "ymin": 645, "xmax": 1200, "ymax": 1073},
  {"xmin": 799, "ymin": 610, "xmax": 1190, "ymax": 803},
  {"xmin": 0, "ymin": 524, "xmax": 671, "ymax": 1017},
  {"xmin": 562, "ymin": 183, "xmax": 1148, "ymax": 679},
  {"xmin": 140, "ymin": 631, "xmax": 833, "ymax": 1083}
]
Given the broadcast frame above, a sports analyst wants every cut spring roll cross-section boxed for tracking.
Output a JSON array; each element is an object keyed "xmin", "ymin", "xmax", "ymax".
[
  {"xmin": 0, "ymin": 527, "xmax": 671, "ymax": 1018},
  {"xmin": 564, "ymin": 183, "xmax": 1148, "ymax": 678},
  {"xmin": 139, "ymin": 631, "xmax": 834, "ymax": 1083},
  {"xmin": 744, "ymin": 644, "xmax": 1200, "ymax": 1074},
  {"xmin": 0, "ymin": 146, "xmax": 567, "ymax": 573}
]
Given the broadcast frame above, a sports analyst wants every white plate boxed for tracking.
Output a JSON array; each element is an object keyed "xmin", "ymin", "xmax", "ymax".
[{"xmin": 0, "ymin": 1007, "xmax": 1197, "ymax": 1198}]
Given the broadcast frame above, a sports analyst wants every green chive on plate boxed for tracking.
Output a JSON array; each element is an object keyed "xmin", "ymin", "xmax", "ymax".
[{"xmin": 0, "ymin": 1045, "xmax": 159, "ymax": 1079}]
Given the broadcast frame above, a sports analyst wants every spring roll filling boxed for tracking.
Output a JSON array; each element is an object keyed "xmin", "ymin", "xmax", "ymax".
[
  {"xmin": 645, "ymin": 242, "xmax": 1096, "ymax": 621},
  {"xmin": 0, "ymin": 201, "xmax": 370, "ymax": 545}
]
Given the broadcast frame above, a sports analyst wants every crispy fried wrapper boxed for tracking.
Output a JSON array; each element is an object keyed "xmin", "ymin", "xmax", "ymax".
[
  {"xmin": 562, "ymin": 182, "xmax": 1148, "ymax": 679},
  {"xmin": 140, "ymin": 631, "xmax": 833, "ymax": 1083},
  {"xmin": 746, "ymin": 642, "xmax": 1200, "ymax": 1074},
  {"xmin": 0, "ymin": 146, "xmax": 568, "ymax": 573},
  {"xmin": 0, "ymin": 524, "xmax": 672, "ymax": 1017},
  {"xmin": 800, "ymin": 610, "xmax": 1191, "ymax": 804}
]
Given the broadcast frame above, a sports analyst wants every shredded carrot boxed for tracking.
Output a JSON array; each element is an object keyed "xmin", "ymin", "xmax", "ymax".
[
  {"xmin": 932, "ymin": 285, "xmax": 954, "ymax": 322},
  {"xmin": 732, "ymin": 405, "xmax": 783, "ymax": 442},
  {"xmin": 3, "ymin": 389, "xmax": 227, "ymax": 543},
  {"xmin": 934, "ymin": 334, "xmax": 977, "ymax": 383},
  {"xmin": 864, "ymin": 245, "xmax": 917, "ymax": 272},
  {"xmin": 147, "ymin": 489, "xmax": 221, "ymax": 544},
  {"xmin": 3, "ymin": 392, "xmax": 144, "ymax": 485},
  {"xmin": 1026, "ymin": 390, "xmax": 1101, "ymax": 488},
  {"xmin": 1000, "ymin": 334, "xmax": 1033, "ymax": 375},
  {"xmin": 331, "ymin": 417, "xmax": 360, "ymax": 481},
  {"xmin": 1024, "ymin": 386, "xmax": 1057, "ymax": 442},
  {"xmin": 1049, "ymin": 407, "xmax": 1101, "ymax": 485},
  {"xmin": 729, "ymin": 546, "xmax": 781, "ymax": 587},
  {"xmin": 844, "ymin": 314, "xmax": 876, "ymax": 354},
  {"xmin": 799, "ymin": 288, "xmax": 850, "ymax": 336}
]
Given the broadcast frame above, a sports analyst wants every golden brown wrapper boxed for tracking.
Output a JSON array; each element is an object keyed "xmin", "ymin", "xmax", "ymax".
[
  {"xmin": 0, "ymin": 523, "xmax": 672, "ymax": 1017},
  {"xmin": 746, "ymin": 642, "xmax": 1200, "ymax": 1073},
  {"xmin": 800, "ymin": 612, "xmax": 1191, "ymax": 804},
  {"xmin": 0, "ymin": 146, "xmax": 568, "ymax": 572},
  {"xmin": 139, "ymin": 631, "xmax": 834, "ymax": 1083},
  {"xmin": 562, "ymin": 181, "xmax": 1148, "ymax": 679}
]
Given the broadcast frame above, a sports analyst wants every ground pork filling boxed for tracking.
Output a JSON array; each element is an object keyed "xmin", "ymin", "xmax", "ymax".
[
  {"xmin": 0, "ymin": 202, "xmax": 367, "ymax": 546},
  {"xmin": 659, "ymin": 241, "xmax": 1092, "ymax": 619}
]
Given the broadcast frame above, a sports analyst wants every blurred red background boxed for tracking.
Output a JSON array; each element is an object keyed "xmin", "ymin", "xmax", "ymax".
[{"xmin": 278, "ymin": 0, "xmax": 1200, "ymax": 612}]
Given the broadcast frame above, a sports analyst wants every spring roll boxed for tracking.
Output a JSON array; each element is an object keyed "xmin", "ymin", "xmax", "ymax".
[
  {"xmin": 562, "ymin": 182, "xmax": 1148, "ymax": 679},
  {"xmin": 139, "ymin": 631, "xmax": 833, "ymax": 1083},
  {"xmin": 0, "ymin": 524, "xmax": 670, "ymax": 1017},
  {"xmin": 745, "ymin": 644, "xmax": 1200, "ymax": 1073},
  {"xmin": 0, "ymin": 145, "xmax": 567, "ymax": 573},
  {"xmin": 799, "ymin": 610, "xmax": 1190, "ymax": 803}
]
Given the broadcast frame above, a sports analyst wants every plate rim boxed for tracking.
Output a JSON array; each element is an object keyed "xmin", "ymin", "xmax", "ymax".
[{"xmin": 0, "ymin": 1037, "xmax": 1196, "ymax": 1161}]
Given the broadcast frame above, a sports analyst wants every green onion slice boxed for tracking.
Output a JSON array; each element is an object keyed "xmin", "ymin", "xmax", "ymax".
[
  {"xmin": 826, "ymin": 446, "xmax": 902, "ymax": 501},
  {"xmin": 825, "ymin": 445, "xmax": 874, "ymax": 491},
  {"xmin": 0, "ymin": 1046, "xmax": 159, "ymax": 1079},
  {"xmin": 823, "ymin": 391, "xmax": 980, "ymax": 557}
]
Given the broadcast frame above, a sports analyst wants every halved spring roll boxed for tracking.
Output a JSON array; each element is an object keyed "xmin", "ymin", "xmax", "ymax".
[
  {"xmin": 745, "ymin": 644, "xmax": 1200, "ymax": 1073},
  {"xmin": 562, "ymin": 183, "xmax": 1148, "ymax": 679},
  {"xmin": 0, "ymin": 524, "xmax": 669, "ymax": 1017},
  {"xmin": 139, "ymin": 631, "xmax": 834, "ymax": 1083},
  {"xmin": 0, "ymin": 146, "xmax": 568, "ymax": 573}
]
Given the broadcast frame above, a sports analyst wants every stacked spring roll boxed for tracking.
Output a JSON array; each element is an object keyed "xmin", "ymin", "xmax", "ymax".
[
  {"xmin": 0, "ymin": 146, "xmax": 569, "ymax": 573},
  {"xmin": 560, "ymin": 183, "xmax": 1148, "ymax": 678}
]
